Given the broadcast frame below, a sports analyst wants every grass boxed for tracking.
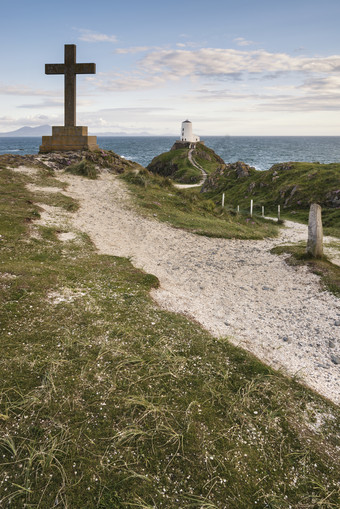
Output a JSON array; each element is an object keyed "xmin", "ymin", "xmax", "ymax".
[
  {"xmin": 122, "ymin": 169, "xmax": 280, "ymax": 240},
  {"xmin": 203, "ymin": 161, "xmax": 340, "ymax": 236},
  {"xmin": 0, "ymin": 164, "xmax": 339, "ymax": 508},
  {"xmin": 147, "ymin": 148, "xmax": 201, "ymax": 184},
  {"xmin": 192, "ymin": 143, "xmax": 226, "ymax": 174},
  {"xmin": 65, "ymin": 159, "xmax": 99, "ymax": 179},
  {"xmin": 271, "ymin": 243, "xmax": 340, "ymax": 297}
]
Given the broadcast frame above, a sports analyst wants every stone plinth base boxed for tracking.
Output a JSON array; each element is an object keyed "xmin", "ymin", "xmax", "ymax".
[{"xmin": 39, "ymin": 126, "xmax": 99, "ymax": 153}]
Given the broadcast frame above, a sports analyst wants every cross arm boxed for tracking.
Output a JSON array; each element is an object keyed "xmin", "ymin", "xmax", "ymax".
[
  {"xmin": 45, "ymin": 64, "xmax": 65, "ymax": 75},
  {"xmin": 75, "ymin": 63, "xmax": 96, "ymax": 74}
]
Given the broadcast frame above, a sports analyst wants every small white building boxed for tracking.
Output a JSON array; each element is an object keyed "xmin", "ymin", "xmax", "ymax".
[{"xmin": 180, "ymin": 120, "xmax": 200, "ymax": 143}]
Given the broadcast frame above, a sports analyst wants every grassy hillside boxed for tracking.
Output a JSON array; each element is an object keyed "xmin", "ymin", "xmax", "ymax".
[
  {"xmin": 123, "ymin": 169, "xmax": 279, "ymax": 240},
  {"xmin": 147, "ymin": 147, "xmax": 200, "ymax": 183},
  {"xmin": 0, "ymin": 161, "xmax": 339, "ymax": 507},
  {"xmin": 147, "ymin": 142, "xmax": 225, "ymax": 184},
  {"xmin": 202, "ymin": 161, "xmax": 340, "ymax": 235}
]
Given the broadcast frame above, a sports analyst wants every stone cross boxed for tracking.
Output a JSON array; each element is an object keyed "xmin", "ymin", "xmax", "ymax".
[
  {"xmin": 306, "ymin": 203, "xmax": 323, "ymax": 258},
  {"xmin": 45, "ymin": 44, "xmax": 96, "ymax": 127}
]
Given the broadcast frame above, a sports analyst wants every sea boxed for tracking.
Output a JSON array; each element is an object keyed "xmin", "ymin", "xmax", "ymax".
[{"xmin": 1, "ymin": 136, "xmax": 340, "ymax": 171}]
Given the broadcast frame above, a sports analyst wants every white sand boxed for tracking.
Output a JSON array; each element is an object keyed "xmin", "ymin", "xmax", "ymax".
[{"xmin": 38, "ymin": 173, "xmax": 340, "ymax": 404}]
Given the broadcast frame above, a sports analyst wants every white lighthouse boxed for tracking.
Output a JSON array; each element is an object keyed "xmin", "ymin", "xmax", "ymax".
[{"xmin": 180, "ymin": 120, "xmax": 200, "ymax": 143}]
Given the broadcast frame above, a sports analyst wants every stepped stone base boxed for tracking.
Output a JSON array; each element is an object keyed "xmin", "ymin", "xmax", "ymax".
[{"xmin": 39, "ymin": 126, "xmax": 99, "ymax": 153}]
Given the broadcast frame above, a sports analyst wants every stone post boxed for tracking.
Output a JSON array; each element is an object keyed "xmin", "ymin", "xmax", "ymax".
[{"xmin": 306, "ymin": 203, "xmax": 323, "ymax": 258}]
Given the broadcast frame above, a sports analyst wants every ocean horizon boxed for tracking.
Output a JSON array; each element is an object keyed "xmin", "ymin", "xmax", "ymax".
[{"xmin": 1, "ymin": 135, "xmax": 340, "ymax": 171}]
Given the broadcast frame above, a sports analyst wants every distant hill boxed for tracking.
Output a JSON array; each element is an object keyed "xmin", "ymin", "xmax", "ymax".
[{"xmin": 0, "ymin": 125, "xmax": 52, "ymax": 137}]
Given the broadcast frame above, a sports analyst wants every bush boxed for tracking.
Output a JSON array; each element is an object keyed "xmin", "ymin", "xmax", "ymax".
[
  {"xmin": 65, "ymin": 159, "xmax": 99, "ymax": 179},
  {"xmin": 202, "ymin": 199, "xmax": 216, "ymax": 212}
]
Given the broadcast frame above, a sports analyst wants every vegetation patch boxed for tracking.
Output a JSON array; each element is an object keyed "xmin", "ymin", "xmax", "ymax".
[
  {"xmin": 202, "ymin": 161, "xmax": 340, "ymax": 236},
  {"xmin": 271, "ymin": 243, "xmax": 340, "ymax": 297},
  {"xmin": 147, "ymin": 147, "xmax": 201, "ymax": 183},
  {"xmin": 65, "ymin": 159, "xmax": 99, "ymax": 179},
  {"xmin": 0, "ymin": 165, "xmax": 339, "ymax": 508},
  {"xmin": 122, "ymin": 169, "xmax": 279, "ymax": 239}
]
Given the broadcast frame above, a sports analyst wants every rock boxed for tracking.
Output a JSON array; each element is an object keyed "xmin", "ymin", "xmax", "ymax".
[
  {"xmin": 284, "ymin": 185, "xmax": 299, "ymax": 206},
  {"xmin": 330, "ymin": 355, "xmax": 340, "ymax": 365},
  {"xmin": 269, "ymin": 162, "xmax": 293, "ymax": 172},
  {"xmin": 235, "ymin": 161, "xmax": 252, "ymax": 178},
  {"xmin": 325, "ymin": 190, "xmax": 340, "ymax": 208},
  {"xmin": 334, "ymin": 320, "xmax": 340, "ymax": 326},
  {"xmin": 306, "ymin": 203, "xmax": 323, "ymax": 258},
  {"xmin": 201, "ymin": 160, "xmax": 255, "ymax": 193},
  {"xmin": 317, "ymin": 363, "xmax": 330, "ymax": 369}
]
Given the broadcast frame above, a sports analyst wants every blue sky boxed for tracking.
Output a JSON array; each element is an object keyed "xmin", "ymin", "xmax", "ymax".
[{"xmin": 1, "ymin": 0, "xmax": 340, "ymax": 135}]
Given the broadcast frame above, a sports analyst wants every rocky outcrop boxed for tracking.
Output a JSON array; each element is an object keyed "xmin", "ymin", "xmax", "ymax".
[
  {"xmin": 201, "ymin": 161, "xmax": 255, "ymax": 193},
  {"xmin": 170, "ymin": 141, "xmax": 192, "ymax": 151},
  {"xmin": 0, "ymin": 149, "xmax": 143, "ymax": 174},
  {"xmin": 325, "ymin": 190, "xmax": 340, "ymax": 208},
  {"xmin": 234, "ymin": 160, "xmax": 253, "ymax": 178},
  {"xmin": 269, "ymin": 162, "xmax": 294, "ymax": 172},
  {"xmin": 147, "ymin": 158, "xmax": 180, "ymax": 178}
]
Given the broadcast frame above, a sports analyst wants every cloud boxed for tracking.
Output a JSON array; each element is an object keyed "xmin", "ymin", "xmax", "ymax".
[
  {"xmin": 191, "ymin": 80, "xmax": 340, "ymax": 112},
  {"xmin": 17, "ymin": 99, "xmax": 91, "ymax": 109},
  {"xmin": 0, "ymin": 84, "xmax": 55, "ymax": 96},
  {"xmin": 95, "ymin": 74, "xmax": 172, "ymax": 91},
  {"xmin": 191, "ymin": 88, "xmax": 266, "ymax": 101},
  {"xmin": 114, "ymin": 46, "xmax": 159, "ymax": 54},
  {"xmin": 139, "ymin": 48, "xmax": 340, "ymax": 77},
  {"xmin": 76, "ymin": 28, "xmax": 117, "ymax": 43},
  {"xmin": 233, "ymin": 37, "xmax": 256, "ymax": 47},
  {"xmin": 90, "ymin": 46, "xmax": 340, "ymax": 95},
  {"xmin": 299, "ymin": 75, "xmax": 340, "ymax": 92},
  {"xmin": 79, "ymin": 106, "xmax": 177, "ymax": 130},
  {"xmin": 83, "ymin": 106, "xmax": 172, "ymax": 118},
  {"xmin": 260, "ymin": 93, "xmax": 340, "ymax": 111},
  {"xmin": 114, "ymin": 47, "xmax": 149, "ymax": 54}
]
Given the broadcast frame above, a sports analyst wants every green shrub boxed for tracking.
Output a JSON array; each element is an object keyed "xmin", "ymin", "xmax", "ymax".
[{"xmin": 65, "ymin": 159, "xmax": 99, "ymax": 179}]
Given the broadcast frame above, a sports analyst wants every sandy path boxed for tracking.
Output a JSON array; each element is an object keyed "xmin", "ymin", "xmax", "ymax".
[{"xmin": 42, "ymin": 173, "xmax": 339, "ymax": 404}]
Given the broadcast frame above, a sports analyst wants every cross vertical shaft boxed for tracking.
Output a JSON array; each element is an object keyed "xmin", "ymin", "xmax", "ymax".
[{"xmin": 65, "ymin": 45, "xmax": 76, "ymax": 127}]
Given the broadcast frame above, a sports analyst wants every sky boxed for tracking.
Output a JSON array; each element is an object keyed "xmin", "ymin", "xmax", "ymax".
[{"xmin": 1, "ymin": 0, "xmax": 340, "ymax": 135}]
